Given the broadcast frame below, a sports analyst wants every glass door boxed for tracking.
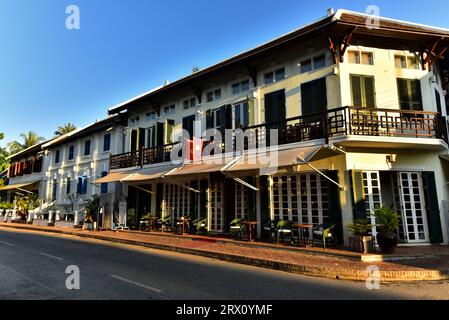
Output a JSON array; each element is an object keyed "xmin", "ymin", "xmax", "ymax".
[
  {"xmin": 210, "ymin": 182, "xmax": 224, "ymax": 232},
  {"xmin": 396, "ymin": 172, "xmax": 429, "ymax": 243},
  {"xmin": 362, "ymin": 171, "xmax": 383, "ymax": 238}
]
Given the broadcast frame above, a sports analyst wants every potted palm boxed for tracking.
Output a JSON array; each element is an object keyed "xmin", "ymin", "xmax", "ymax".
[
  {"xmin": 347, "ymin": 219, "xmax": 374, "ymax": 254},
  {"xmin": 83, "ymin": 195, "xmax": 101, "ymax": 231},
  {"xmin": 372, "ymin": 206, "xmax": 400, "ymax": 254}
]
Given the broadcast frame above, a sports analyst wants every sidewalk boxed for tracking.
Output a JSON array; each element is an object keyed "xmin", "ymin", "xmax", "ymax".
[{"xmin": 1, "ymin": 221, "xmax": 448, "ymax": 282}]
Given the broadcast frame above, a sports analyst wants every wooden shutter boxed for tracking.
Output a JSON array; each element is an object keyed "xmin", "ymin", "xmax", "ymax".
[
  {"xmin": 199, "ymin": 180, "xmax": 208, "ymax": 219},
  {"xmin": 327, "ymin": 171, "xmax": 343, "ymax": 244},
  {"xmin": 156, "ymin": 183, "xmax": 163, "ymax": 217},
  {"xmin": 206, "ymin": 109, "xmax": 213, "ymax": 130},
  {"xmin": 259, "ymin": 176, "xmax": 270, "ymax": 225},
  {"xmin": 351, "ymin": 75, "xmax": 362, "ymax": 107},
  {"xmin": 165, "ymin": 120, "xmax": 174, "ymax": 144},
  {"xmin": 301, "ymin": 78, "xmax": 327, "ymax": 117},
  {"xmin": 350, "ymin": 170, "xmax": 367, "ymax": 219},
  {"xmin": 422, "ymin": 171, "xmax": 444, "ymax": 244},
  {"xmin": 138, "ymin": 128, "xmax": 146, "ymax": 149},
  {"xmin": 364, "ymin": 77, "xmax": 375, "ymax": 108}
]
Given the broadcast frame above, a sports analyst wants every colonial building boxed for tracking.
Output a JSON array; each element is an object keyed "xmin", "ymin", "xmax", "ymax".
[
  {"xmin": 41, "ymin": 114, "xmax": 126, "ymax": 228},
  {"xmin": 98, "ymin": 9, "xmax": 449, "ymax": 245}
]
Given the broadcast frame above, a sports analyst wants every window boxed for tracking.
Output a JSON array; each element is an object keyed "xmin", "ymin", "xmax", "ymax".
[
  {"xmin": 100, "ymin": 171, "xmax": 108, "ymax": 194},
  {"xmin": 103, "ymin": 133, "xmax": 111, "ymax": 152},
  {"xmin": 232, "ymin": 80, "xmax": 250, "ymax": 95},
  {"xmin": 206, "ymin": 89, "xmax": 222, "ymax": 102},
  {"xmin": 163, "ymin": 104, "xmax": 175, "ymax": 116},
  {"xmin": 68, "ymin": 145, "xmax": 75, "ymax": 161},
  {"xmin": 313, "ymin": 55, "xmax": 326, "ymax": 69},
  {"xmin": 55, "ymin": 150, "xmax": 60, "ymax": 164},
  {"xmin": 300, "ymin": 59, "xmax": 312, "ymax": 73},
  {"xmin": 407, "ymin": 56, "xmax": 420, "ymax": 69},
  {"xmin": 301, "ymin": 54, "xmax": 328, "ymax": 73},
  {"xmin": 395, "ymin": 55, "xmax": 407, "ymax": 68},
  {"xmin": 77, "ymin": 176, "xmax": 88, "ymax": 195},
  {"xmin": 397, "ymin": 79, "xmax": 423, "ymax": 111},
  {"xmin": 348, "ymin": 51, "xmax": 373, "ymax": 65},
  {"xmin": 361, "ymin": 52, "xmax": 374, "ymax": 65},
  {"xmin": 234, "ymin": 102, "xmax": 249, "ymax": 129},
  {"xmin": 348, "ymin": 51, "xmax": 360, "ymax": 64},
  {"xmin": 145, "ymin": 111, "xmax": 157, "ymax": 121},
  {"xmin": 264, "ymin": 68, "xmax": 285, "ymax": 84},
  {"xmin": 66, "ymin": 177, "xmax": 71, "ymax": 195},
  {"xmin": 183, "ymin": 98, "xmax": 197, "ymax": 110},
  {"xmin": 351, "ymin": 75, "xmax": 376, "ymax": 108},
  {"xmin": 52, "ymin": 180, "xmax": 58, "ymax": 202},
  {"xmin": 84, "ymin": 140, "xmax": 91, "ymax": 156},
  {"xmin": 301, "ymin": 78, "xmax": 328, "ymax": 116}
]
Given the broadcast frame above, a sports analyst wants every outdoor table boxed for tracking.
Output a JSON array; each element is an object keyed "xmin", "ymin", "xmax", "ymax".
[
  {"xmin": 147, "ymin": 217, "xmax": 158, "ymax": 231},
  {"xmin": 241, "ymin": 221, "xmax": 258, "ymax": 242},
  {"xmin": 175, "ymin": 217, "xmax": 191, "ymax": 235},
  {"xmin": 292, "ymin": 223, "xmax": 314, "ymax": 247}
]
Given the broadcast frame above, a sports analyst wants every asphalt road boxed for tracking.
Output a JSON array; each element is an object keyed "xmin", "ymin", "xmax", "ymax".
[{"xmin": 0, "ymin": 228, "xmax": 448, "ymax": 300}]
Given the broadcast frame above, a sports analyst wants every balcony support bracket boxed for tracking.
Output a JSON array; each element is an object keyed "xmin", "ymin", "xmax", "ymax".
[{"xmin": 325, "ymin": 27, "xmax": 356, "ymax": 64}]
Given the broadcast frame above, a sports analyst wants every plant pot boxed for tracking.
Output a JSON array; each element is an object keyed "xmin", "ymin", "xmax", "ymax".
[
  {"xmin": 349, "ymin": 235, "xmax": 374, "ymax": 253},
  {"xmin": 377, "ymin": 232, "xmax": 398, "ymax": 254}
]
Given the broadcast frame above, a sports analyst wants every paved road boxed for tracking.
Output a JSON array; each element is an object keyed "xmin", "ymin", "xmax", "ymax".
[{"xmin": 0, "ymin": 228, "xmax": 448, "ymax": 300}]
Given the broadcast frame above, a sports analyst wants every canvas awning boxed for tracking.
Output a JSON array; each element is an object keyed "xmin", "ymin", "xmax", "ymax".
[
  {"xmin": 225, "ymin": 145, "xmax": 325, "ymax": 173},
  {"xmin": 121, "ymin": 165, "xmax": 179, "ymax": 183},
  {"xmin": 165, "ymin": 160, "xmax": 229, "ymax": 177},
  {"xmin": 0, "ymin": 179, "xmax": 40, "ymax": 191},
  {"xmin": 94, "ymin": 171, "xmax": 135, "ymax": 184}
]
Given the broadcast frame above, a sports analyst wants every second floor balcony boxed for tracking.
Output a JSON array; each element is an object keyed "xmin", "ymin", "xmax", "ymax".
[{"xmin": 110, "ymin": 106, "xmax": 449, "ymax": 170}]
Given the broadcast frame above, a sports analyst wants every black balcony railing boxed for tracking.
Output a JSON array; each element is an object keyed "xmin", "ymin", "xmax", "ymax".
[{"xmin": 109, "ymin": 107, "xmax": 448, "ymax": 170}]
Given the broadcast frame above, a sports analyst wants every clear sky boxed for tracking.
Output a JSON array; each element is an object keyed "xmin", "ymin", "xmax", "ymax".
[{"xmin": 1, "ymin": 0, "xmax": 449, "ymax": 147}]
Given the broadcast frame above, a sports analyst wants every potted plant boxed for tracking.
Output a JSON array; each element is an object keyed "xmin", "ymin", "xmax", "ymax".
[
  {"xmin": 371, "ymin": 206, "xmax": 400, "ymax": 254},
  {"xmin": 347, "ymin": 219, "xmax": 374, "ymax": 254},
  {"xmin": 83, "ymin": 195, "xmax": 101, "ymax": 230}
]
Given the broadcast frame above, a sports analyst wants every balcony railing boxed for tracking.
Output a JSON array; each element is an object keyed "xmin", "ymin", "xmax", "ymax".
[{"xmin": 109, "ymin": 107, "xmax": 448, "ymax": 170}]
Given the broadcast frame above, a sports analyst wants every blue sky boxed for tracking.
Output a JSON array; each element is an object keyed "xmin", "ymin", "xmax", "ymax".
[{"xmin": 1, "ymin": 0, "xmax": 449, "ymax": 148}]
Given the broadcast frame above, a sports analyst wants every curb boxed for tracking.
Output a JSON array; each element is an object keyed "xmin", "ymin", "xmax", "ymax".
[{"xmin": 1, "ymin": 223, "xmax": 448, "ymax": 282}]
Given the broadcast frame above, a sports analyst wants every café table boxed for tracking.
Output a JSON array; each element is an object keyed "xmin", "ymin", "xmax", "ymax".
[
  {"xmin": 175, "ymin": 217, "xmax": 191, "ymax": 235},
  {"xmin": 241, "ymin": 220, "xmax": 258, "ymax": 242},
  {"xmin": 292, "ymin": 223, "xmax": 314, "ymax": 247}
]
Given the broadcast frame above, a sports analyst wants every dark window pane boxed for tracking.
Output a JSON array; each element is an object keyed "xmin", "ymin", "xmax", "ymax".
[
  {"xmin": 232, "ymin": 83, "xmax": 240, "ymax": 95},
  {"xmin": 103, "ymin": 134, "xmax": 111, "ymax": 152},
  {"xmin": 275, "ymin": 68, "xmax": 285, "ymax": 81},
  {"xmin": 301, "ymin": 60, "xmax": 312, "ymax": 73},
  {"xmin": 351, "ymin": 75, "xmax": 362, "ymax": 107},
  {"xmin": 364, "ymin": 77, "xmax": 375, "ymax": 108},
  {"xmin": 84, "ymin": 140, "xmax": 91, "ymax": 156},
  {"xmin": 241, "ymin": 80, "xmax": 250, "ymax": 92},
  {"xmin": 264, "ymin": 72, "xmax": 274, "ymax": 84},
  {"xmin": 313, "ymin": 55, "xmax": 326, "ymax": 69}
]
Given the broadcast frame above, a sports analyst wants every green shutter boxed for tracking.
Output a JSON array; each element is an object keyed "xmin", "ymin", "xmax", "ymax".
[
  {"xmin": 156, "ymin": 183, "xmax": 163, "ymax": 217},
  {"xmin": 247, "ymin": 177, "xmax": 256, "ymax": 220},
  {"xmin": 327, "ymin": 171, "xmax": 343, "ymax": 244},
  {"xmin": 351, "ymin": 75, "xmax": 362, "ymax": 107},
  {"xmin": 364, "ymin": 77, "xmax": 375, "ymax": 108},
  {"xmin": 422, "ymin": 172, "xmax": 444, "ymax": 244},
  {"xmin": 350, "ymin": 170, "xmax": 366, "ymax": 219},
  {"xmin": 199, "ymin": 180, "xmax": 208, "ymax": 219},
  {"xmin": 259, "ymin": 176, "xmax": 270, "ymax": 225}
]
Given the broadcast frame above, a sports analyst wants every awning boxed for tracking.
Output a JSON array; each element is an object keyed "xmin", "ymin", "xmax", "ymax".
[
  {"xmin": 165, "ymin": 161, "xmax": 229, "ymax": 176},
  {"xmin": 0, "ymin": 179, "xmax": 40, "ymax": 191},
  {"xmin": 121, "ymin": 165, "xmax": 179, "ymax": 183},
  {"xmin": 94, "ymin": 171, "xmax": 135, "ymax": 184},
  {"xmin": 226, "ymin": 145, "xmax": 324, "ymax": 173}
]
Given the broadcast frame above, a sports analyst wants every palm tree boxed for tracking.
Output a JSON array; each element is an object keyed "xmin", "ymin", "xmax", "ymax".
[
  {"xmin": 54, "ymin": 123, "xmax": 77, "ymax": 137},
  {"xmin": 7, "ymin": 131, "xmax": 46, "ymax": 155}
]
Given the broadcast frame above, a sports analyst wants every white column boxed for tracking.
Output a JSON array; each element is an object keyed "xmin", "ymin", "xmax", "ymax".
[{"xmin": 48, "ymin": 210, "xmax": 53, "ymax": 223}]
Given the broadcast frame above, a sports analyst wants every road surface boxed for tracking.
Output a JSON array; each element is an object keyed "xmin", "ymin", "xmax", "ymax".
[{"xmin": 0, "ymin": 228, "xmax": 448, "ymax": 300}]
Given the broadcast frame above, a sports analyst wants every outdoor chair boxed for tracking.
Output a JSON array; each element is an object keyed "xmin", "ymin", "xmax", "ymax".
[
  {"xmin": 275, "ymin": 220, "xmax": 293, "ymax": 244},
  {"xmin": 262, "ymin": 219, "xmax": 279, "ymax": 241},
  {"xmin": 190, "ymin": 217, "xmax": 208, "ymax": 235},
  {"xmin": 229, "ymin": 218, "xmax": 245, "ymax": 239},
  {"xmin": 113, "ymin": 223, "xmax": 129, "ymax": 231},
  {"xmin": 312, "ymin": 224, "xmax": 336, "ymax": 250},
  {"xmin": 156, "ymin": 216, "xmax": 173, "ymax": 232}
]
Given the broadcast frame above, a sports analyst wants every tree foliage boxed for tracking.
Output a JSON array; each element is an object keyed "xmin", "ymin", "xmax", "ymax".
[
  {"xmin": 0, "ymin": 132, "xmax": 9, "ymax": 172},
  {"xmin": 7, "ymin": 131, "xmax": 45, "ymax": 155},
  {"xmin": 54, "ymin": 123, "xmax": 77, "ymax": 137}
]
